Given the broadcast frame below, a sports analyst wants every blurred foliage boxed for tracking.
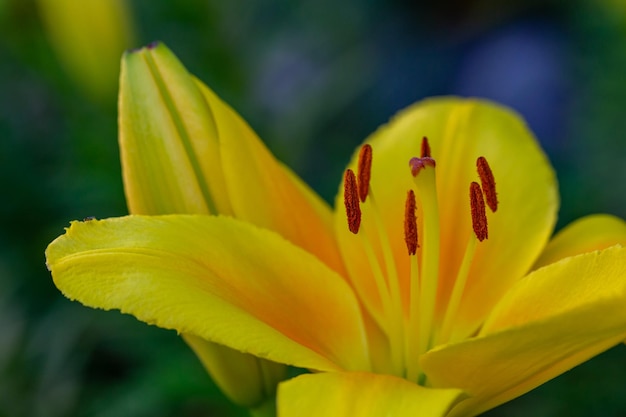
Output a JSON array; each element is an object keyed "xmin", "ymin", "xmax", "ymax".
[
  {"xmin": 0, "ymin": 0, "xmax": 624, "ymax": 416},
  {"xmin": 37, "ymin": 0, "xmax": 135, "ymax": 102}
]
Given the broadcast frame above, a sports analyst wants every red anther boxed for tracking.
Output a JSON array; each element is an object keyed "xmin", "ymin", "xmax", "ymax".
[
  {"xmin": 477, "ymin": 156, "xmax": 498, "ymax": 212},
  {"xmin": 357, "ymin": 144, "xmax": 373, "ymax": 202},
  {"xmin": 404, "ymin": 189, "xmax": 418, "ymax": 255},
  {"xmin": 409, "ymin": 156, "xmax": 436, "ymax": 177},
  {"xmin": 421, "ymin": 136, "xmax": 431, "ymax": 158},
  {"xmin": 470, "ymin": 182, "xmax": 488, "ymax": 241},
  {"xmin": 344, "ymin": 169, "xmax": 361, "ymax": 234}
]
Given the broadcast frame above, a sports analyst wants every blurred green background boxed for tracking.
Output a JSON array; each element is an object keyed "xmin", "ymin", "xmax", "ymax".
[{"xmin": 1, "ymin": 0, "xmax": 625, "ymax": 416}]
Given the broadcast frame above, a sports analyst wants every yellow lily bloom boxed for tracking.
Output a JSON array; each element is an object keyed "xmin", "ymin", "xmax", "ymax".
[{"xmin": 46, "ymin": 43, "xmax": 626, "ymax": 416}]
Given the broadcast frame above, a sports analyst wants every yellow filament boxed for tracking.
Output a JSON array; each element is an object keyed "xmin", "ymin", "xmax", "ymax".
[
  {"xmin": 437, "ymin": 235, "xmax": 477, "ymax": 344},
  {"xmin": 358, "ymin": 228, "xmax": 393, "ymax": 318},
  {"xmin": 406, "ymin": 251, "xmax": 421, "ymax": 381},
  {"xmin": 359, "ymin": 228, "xmax": 404, "ymax": 376},
  {"xmin": 367, "ymin": 191, "xmax": 405, "ymax": 323},
  {"xmin": 359, "ymin": 188, "xmax": 406, "ymax": 376}
]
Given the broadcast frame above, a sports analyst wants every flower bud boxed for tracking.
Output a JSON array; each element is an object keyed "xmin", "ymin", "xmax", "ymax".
[{"xmin": 120, "ymin": 42, "xmax": 286, "ymax": 410}]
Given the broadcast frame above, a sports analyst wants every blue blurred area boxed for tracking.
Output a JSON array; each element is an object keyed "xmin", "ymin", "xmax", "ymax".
[
  {"xmin": 0, "ymin": 0, "xmax": 625, "ymax": 416},
  {"xmin": 454, "ymin": 19, "xmax": 570, "ymax": 151}
]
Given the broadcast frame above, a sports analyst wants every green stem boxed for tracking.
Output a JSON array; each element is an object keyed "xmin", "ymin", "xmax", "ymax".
[{"xmin": 249, "ymin": 398, "xmax": 277, "ymax": 417}]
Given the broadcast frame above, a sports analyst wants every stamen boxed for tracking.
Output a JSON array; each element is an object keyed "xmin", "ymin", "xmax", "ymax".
[
  {"xmin": 357, "ymin": 144, "xmax": 373, "ymax": 202},
  {"xmin": 350, "ymin": 164, "xmax": 406, "ymax": 376},
  {"xmin": 404, "ymin": 190, "xmax": 418, "ymax": 255},
  {"xmin": 406, "ymin": 155, "xmax": 440, "ymax": 382},
  {"xmin": 439, "ymin": 177, "xmax": 492, "ymax": 344},
  {"xmin": 470, "ymin": 181, "xmax": 488, "ymax": 241},
  {"xmin": 409, "ymin": 157, "xmax": 436, "ymax": 177},
  {"xmin": 437, "ymin": 234, "xmax": 477, "ymax": 345},
  {"xmin": 421, "ymin": 136, "xmax": 431, "ymax": 158},
  {"xmin": 343, "ymin": 169, "xmax": 361, "ymax": 234},
  {"xmin": 476, "ymin": 156, "xmax": 498, "ymax": 212}
]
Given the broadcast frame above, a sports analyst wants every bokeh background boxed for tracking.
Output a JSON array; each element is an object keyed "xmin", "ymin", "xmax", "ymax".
[{"xmin": 1, "ymin": 0, "xmax": 626, "ymax": 416}]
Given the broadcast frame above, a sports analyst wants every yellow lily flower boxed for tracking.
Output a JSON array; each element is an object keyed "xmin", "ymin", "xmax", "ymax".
[{"xmin": 46, "ymin": 43, "xmax": 626, "ymax": 417}]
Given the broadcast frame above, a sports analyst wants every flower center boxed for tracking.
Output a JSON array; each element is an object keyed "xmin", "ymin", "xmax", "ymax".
[{"xmin": 342, "ymin": 137, "xmax": 499, "ymax": 384}]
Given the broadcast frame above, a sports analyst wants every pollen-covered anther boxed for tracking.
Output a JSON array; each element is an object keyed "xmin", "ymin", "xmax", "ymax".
[
  {"xmin": 357, "ymin": 144, "xmax": 373, "ymax": 202},
  {"xmin": 421, "ymin": 136, "xmax": 431, "ymax": 158},
  {"xmin": 409, "ymin": 156, "xmax": 436, "ymax": 177},
  {"xmin": 470, "ymin": 181, "xmax": 488, "ymax": 241},
  {"xmin": 344, "ymin": 169, "xmax": 362, "ymax": 234},
  {"xmin": 476, "ymin": 156, "xmax": 498, "ymax": 212},
  {"xmin": 404, "ymin": 189, "xmax": 418, "ymax": 255}
]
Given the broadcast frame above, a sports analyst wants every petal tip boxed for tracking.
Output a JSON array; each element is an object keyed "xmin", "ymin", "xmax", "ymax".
[{"xmin": 125, "ymin": 40, "xmax": 163, "ymax": 56}]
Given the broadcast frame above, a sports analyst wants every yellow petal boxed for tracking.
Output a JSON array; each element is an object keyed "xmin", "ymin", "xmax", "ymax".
[
  {"xmin": 183, "ymin": 334, "xmax": 286, "ymax": 408},
  {"xmin": 119, "ymin": 43, "xmax": 232, "ymax": 216},
  {"xmin": 533, "ymin": 214, "xmax": 626, "ymax": 269},
  {"xmin": 421, "ymin": 246, "xmax": 626, "ymax": 417},
  {"xmin": 194, "ymin": 81, "xmax": 345, "ymax": 274},
  {"xmin": 278, "ymin": 371, "xmax": 466, "ymax": 417},
  {"xmin": 46, "ymin": 215, "xmax": 370, "ymax": 372},
  {"xmin": 335, "ymin": 97, "xmax": 557, "ymax": 336}
]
